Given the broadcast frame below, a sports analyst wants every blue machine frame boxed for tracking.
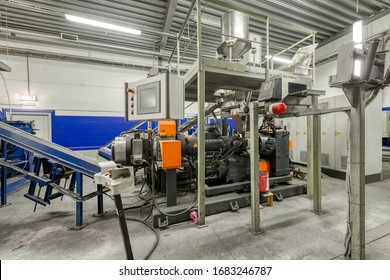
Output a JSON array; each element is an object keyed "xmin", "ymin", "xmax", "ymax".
[{"xmin": 0, "ymin": 122, "xmax": 105, "ymax": 228}]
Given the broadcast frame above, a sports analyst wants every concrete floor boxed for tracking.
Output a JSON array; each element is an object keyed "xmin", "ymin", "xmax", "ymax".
[{"xmin": 1, "ymin": 151, "xmax": 390, "ymax": 260}]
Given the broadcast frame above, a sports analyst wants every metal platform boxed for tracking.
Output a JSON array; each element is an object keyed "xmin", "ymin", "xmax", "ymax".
[
  {"xmin": 152, "ymin": 179, "xmax": 307, "ymax": 228},
  {"xmin": 183, "ymin": 58, "xmax": 273, "ymax": 102}
]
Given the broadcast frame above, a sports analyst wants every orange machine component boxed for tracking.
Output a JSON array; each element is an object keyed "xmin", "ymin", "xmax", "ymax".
[
  {"xmin": 289, "ymin": 138, "xmax": 293, "ymax": 150},
  {"xmin": 160, "ymin": 140, "xmax": 182, "ymax": 169},
  {"xmin": 158, "ymin": 120, "xmax": 176, "ymax": 137},
  {"xmin": 258, "ymin": 159, "xmax": 271, "ymax": 174}
]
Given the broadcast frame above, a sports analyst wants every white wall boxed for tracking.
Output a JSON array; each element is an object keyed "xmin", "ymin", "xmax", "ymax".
[
  {"xmin": 307, "ymin": 13, "xmax": 389, "ymax": 177},
  {"xmin": 0, "ymin": 53, "xmax": 149, "ymax": 117}
]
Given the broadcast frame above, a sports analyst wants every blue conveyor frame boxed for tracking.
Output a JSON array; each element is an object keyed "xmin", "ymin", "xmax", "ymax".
[{"xmin": 0, "ymin": 122, "xmax": 104, "ymax": 228}]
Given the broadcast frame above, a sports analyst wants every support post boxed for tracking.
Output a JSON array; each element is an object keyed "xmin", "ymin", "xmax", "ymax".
[
  {"xmin": 344, "ymin": 86, "xmax": 366, "ymax": 260},
  {"xmin": 75, "ymin": 172, "xmax": 83, "ymax": 228},
  {"xmin": 96, "ymin": 184, "xmax": 105, "ymax": 216},
  {"xmin": 306, "ymin": 115, "xmax": 313, "ymax": 199},
  {"xmin": 266, "ymin": 16, "xmax": 270, "ymax": 79},
  {"xmin": 177, "ymin": 33, "xmax": 181, "ymax": 75},
  {"xmin": 165, "ymin": 169, "xmax": 177, "ymax": 207},
  {"xmin": 312, "ymin": 32, "xmax": 316, "ymax": 86},
  {"xmin": 196, "ymin": 0, "xmax": 206, "ymax": 227},
  {"xmin": 1, "ymin": 140, "xmax": 7, "ymax": 206},
  {"xmin": 311, "ymin": 95, "xmax": 322, "ymax": 214},
  {"xmin": 113, "ymin": 194, "xmax": 134, "ymax": 260},
  {"xmin": 249, "ymin": 102, "xmax": 262, "ymax": 234}
]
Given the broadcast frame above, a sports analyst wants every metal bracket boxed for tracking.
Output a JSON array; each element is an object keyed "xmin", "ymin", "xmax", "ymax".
[
  {"xmin": 230, "ymin": 201, "xmax": 240, "ymax": 212},
  {"xmin": 158, "ymin": 216, "xmax": 169, "ymax": 229},
  {"xmin": 274, "ymin": 192, "xmax": 283, "ymax": 201}
]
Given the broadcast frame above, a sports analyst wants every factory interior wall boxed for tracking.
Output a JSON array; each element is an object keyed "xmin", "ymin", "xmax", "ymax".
[
  {"xmin": 307, "ymin": 14, "xmax": 390, "ymax": 176},
  {"xmin": 0, "ymin": 53, "xmax": 152, "ymax": 149}
]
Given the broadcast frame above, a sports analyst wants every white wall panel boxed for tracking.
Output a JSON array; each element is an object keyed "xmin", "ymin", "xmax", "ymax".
[{"xmin": 0, "ymin": 54, "xmax": 148, "ymax": 116}]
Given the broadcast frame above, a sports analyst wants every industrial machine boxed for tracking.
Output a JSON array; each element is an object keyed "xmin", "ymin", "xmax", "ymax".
[{"xmin": 97, "ymin": 9, "xmax": 316, "ymax": 228}]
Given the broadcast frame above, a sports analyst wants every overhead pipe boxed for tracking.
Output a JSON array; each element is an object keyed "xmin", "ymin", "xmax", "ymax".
[{"xmin": 168, "ymin": 0, "xmax": 197, "ymax": 64}]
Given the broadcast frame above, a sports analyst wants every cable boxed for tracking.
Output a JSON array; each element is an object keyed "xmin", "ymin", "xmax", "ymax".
[
  {"xmin": 0, "ymin": 72, "xmax": 12, "ymax": 121},
  {"xmin": 125, "ymin": 217, "xmax": 160, "ymax": 260},
  {"xmin": 344, "ymin": 114, "xmax": 352, "ymax": 258}
]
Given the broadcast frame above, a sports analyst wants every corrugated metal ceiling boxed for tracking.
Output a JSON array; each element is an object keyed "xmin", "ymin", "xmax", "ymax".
[{"xmin": 0, "ymin": 0, "xmax": 389, "ymax": 65}]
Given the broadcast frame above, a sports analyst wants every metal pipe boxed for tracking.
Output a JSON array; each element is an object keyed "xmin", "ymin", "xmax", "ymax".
[
  {"xmin": 0, "ymin": 27, "xmax": 163, "ymax": 57},
  {"xmin": 362, "ymin": 41, "xmax": 379, "ymax": 80},
  {"xmin": 114, "ymin": 194, "xmax": 135, "ymax": 260},
  {"xmin": 196, "ymin": 0, "xmax": 206, "ymax": 227},
  {"xmin": 1, "ymin": 140, "xmax": 7, "ymax": 206},
  {"xmin": 249, "ymin": 101, "xmax": 261, "ymax": 234},
  {"xmin": 266, "ymin": 16, "xmax": 269, "ymax": 79},
  {"xmin": 177, "ymin": 34, "xmax": 180, "ymax": 75},
  {"xmin": 168, "ymin": 0, "xmax": 197, "ymax": 64},
  {"xmin": 312, "ymin": 32, "xmax": 316, "ymax": 86},
  {"xmin": 261, "ymin": 33, "xmax": 314, "ymax": 65}
]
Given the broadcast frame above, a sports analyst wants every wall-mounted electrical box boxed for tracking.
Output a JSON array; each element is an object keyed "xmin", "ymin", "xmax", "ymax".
[{"xmin": 125, "ymin": 73, "xmax": 184, "ymax": 121}]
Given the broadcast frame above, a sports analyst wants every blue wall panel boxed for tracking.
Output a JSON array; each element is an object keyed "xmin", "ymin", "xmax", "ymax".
[{"xmin": 52, "ymin": 116, "xmax": 145, "ymax": 150}]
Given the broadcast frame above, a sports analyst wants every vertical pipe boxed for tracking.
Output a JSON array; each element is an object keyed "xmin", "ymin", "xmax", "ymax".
[
  {"xmin": 97, "ymin": 184, "xmax": 104, "ymax": 215},
  {"xmin": 76, "ymin": 172, "xmax": 83, "ymax": 227},
  {"xmin": 306, "ymin": 115, "xmax": 313, "ymax": 199},
  {"xmin": 249, "ymin": 102, "xmax": 261, "ymax": 234},
  {"xmin": 197, "ymin": 0, "xmax": 206, "ymax": 226},
  {"xmin": 348, "ymin": 86, "xmax": 366, "ymax": 260},
  {"xmin": 311, "ymin": 95, "xmax": 322, "ymax": 214},
  {"xmin": 177, "ymin": 34, "xmax": 181, "ymax": 76},
  {"xmin": 1, "ymin": 140, "xmax": 7, "ymax": 205},
  {"xmin": 312, "ymin": 32, "xmax": 316, "ymax": 86},
  {"xmin": 266, "ymin": 16, "xmax": 270, "ymax": 80}
]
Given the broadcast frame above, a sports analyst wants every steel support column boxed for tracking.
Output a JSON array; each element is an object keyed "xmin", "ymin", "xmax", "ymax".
[
  {"xmin": 196, "ymin": 0, "xmax": 206, "ymax": 227},
  {"xmin": 76, "ymin": 172, "xmax": 83, "ymax": 228},
  {"xmin": 1, "ymin": 140, "xmax": 7, "ymax": 206},
  {"xmin": 96, "ymin": 184, "xmax": 104, "ymax": 216},
  {"xmin": 311, "ymin": 95, "xmax": 322, "ymax": 214},
  {"xmin": 306, "ymin": 114, "xmax": 313, "ymax": 199},
  {"xmin": 249, "ymin": 102, "xmax": 262, "ymax": 234},
  {"xmin": 344, "ymin": 86, "xmax": 366, "ymax": 260}
]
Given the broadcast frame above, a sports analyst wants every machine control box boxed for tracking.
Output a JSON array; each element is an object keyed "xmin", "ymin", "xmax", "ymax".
[{"xmin": 125, "ymin": 73, "xmax": 184, "ymax": 121}]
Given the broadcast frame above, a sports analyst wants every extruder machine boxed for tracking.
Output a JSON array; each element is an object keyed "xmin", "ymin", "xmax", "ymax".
[{"xmin": 97, "ymin": 10, "xmax": 316, "ymax": 227}]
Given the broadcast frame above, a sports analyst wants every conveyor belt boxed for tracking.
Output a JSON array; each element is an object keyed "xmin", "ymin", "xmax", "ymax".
[
  {"xmin": 178, "ymin": 103, "xmax": 220, "ymax": 133},
  {"xmin": 0, "ymin": 122, "xmax": 100, "ymax": 177}
]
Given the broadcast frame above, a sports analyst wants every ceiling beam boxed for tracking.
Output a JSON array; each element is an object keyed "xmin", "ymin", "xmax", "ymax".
[{"xmin": 160, "ymin": 0, "xmax": 178, "ymax": 49}]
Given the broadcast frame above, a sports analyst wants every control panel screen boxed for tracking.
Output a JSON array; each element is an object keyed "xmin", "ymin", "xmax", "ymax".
[{"xmin": 137, "ymin": 81, "xmax": 161, "ymax": 114}]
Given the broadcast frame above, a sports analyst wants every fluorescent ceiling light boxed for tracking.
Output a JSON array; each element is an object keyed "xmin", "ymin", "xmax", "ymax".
[
  {"xmin": 265, "ymin": 55, "xmax": 292, "ymax": 64},
  {"xmin": 353, "ymin": 20, "xmax": 363, "ymax": 49},
  {"xmin": 65, "ymin": 14, "xmax": 141, "ymax": 35},
  {"xmin": 20, "ymin": 95, "xmax": 37, "ymax": 101}
]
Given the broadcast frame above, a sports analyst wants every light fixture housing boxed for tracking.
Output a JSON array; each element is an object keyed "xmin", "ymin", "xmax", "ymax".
[
  {"xmin": 353, "ymin": 20, "xmax": 363, "ymax": 77},
  {"xmin": 65, "ymin": 14, "xmax": 141, "ymax": 35}
]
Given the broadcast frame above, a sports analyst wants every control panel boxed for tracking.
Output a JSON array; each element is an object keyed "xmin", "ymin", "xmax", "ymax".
[{"xmin": 125, "ymin": 73, "xmax": 184, "ymax": 121}]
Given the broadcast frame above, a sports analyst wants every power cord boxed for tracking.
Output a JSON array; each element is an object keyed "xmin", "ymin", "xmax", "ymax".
[{"xmin": 344, "ymin": 115, "xmax": 352, "ymax": 258}]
